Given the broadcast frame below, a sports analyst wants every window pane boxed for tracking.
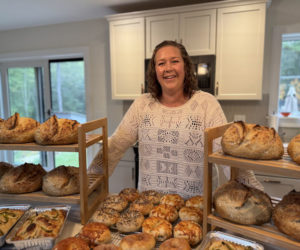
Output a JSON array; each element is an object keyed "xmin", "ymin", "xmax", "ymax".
[
  {"xmin": 278, "ymin": 36, "xmax": 300, "ymax": 116},
  {"xmin": 7, "ymin": 67, "xmax": 42, "ymax": 164},
  {"xmin": 49, "ymin": 59, "xmax": 86, "ymax": 167}
]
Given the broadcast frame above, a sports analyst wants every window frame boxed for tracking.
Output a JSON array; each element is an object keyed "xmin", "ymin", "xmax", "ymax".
[{"xmin": 268, "ymin": 23, "xmax": 300, "ymax": 128}]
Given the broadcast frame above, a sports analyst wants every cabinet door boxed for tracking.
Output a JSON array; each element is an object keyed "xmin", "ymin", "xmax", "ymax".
[
  {"xmin": 215, "ymin": 3, "xmax": 266, "ymax": 100},
  {"xmin": 146, "ymin": 14, "xmax": 179, "ymax": 58},
  {"xmin": 179, "ymin": 9, "xmax": 216, "ymax": 56},
  {"xmin": 109, "ymin": 18, "xmax": 145, "ymax": 100}
]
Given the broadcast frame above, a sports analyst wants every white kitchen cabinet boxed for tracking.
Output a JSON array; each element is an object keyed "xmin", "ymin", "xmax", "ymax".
[
  {"xmin": 215, "ymin": 3, "xmax": 266, "ymax": 100},
  {"xmin": 109, "ymin": 18, "xmax": 145, "ymax": 100},
  {"xmin": 146, "ymin": 9, "xmax": 216, "ymax": 58}
]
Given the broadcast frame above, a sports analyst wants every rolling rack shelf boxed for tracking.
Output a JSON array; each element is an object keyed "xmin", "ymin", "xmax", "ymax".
[
  {"xmin": 203, "ymin": 123, "xmax": 300, "ymax": 250},
  {"xmin": 0, "ymin": 117, "xmax": 108, "ymax": 225}
]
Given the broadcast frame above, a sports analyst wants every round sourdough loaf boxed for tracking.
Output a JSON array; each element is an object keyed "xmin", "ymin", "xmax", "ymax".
[
  {"xmin": 34, "ymin": 115, "xmax": 79, "ymax": 145},
  {"xmin": 221, "ymin": 121, "xmax": 284, "ymax": 160},
  {"xmin": 273, "ymin": 190, "xmax": 300, "ymax": 241},
  {"xmin": 0, "ymin": 162, "xmax": 14, "ymax": 179},
  {"xmin": 42, "ymin": 165, "xmax": 79, "ymax": 196},
  {"xmin": 0, "ymin": 163, "xmax": 46, "ymax": 193},
  {"xmin": 0, "ymin": 112, "xmax": 40, "ymax": 143},
  {"xmin": 288, "ymin": 134, "xmax": 300, "ymax": 164},
  {"xmin": 213, "ymin": 180, "xmax": 273, "ymax": 225}
]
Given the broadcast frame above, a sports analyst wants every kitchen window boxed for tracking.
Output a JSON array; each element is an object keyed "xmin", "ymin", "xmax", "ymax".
[{"xmin": 0, "ymin": 56, "xmax": 86, "ymax": 170}]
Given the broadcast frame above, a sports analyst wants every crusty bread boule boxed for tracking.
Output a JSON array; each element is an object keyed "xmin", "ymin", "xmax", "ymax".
[
  {"xmin": 213, "ymin": 180, "xmax": 273, "ymax": 225},
  {"xmin": 288, "ymin": 134, "xmax": 300, "ymax": 164},
  {"xmin": 221, "ymin": 121, "xmax": 284, "ymax": 160},
  {"xmin": 34, "ymin": 115, "xmax": 79, "ymax": 145},
  {"xmin": 42, "ymin": 165, "xmax": 79, "ymax": 196},
  {"xmin": 0, "ymin": 112, "xmax": 40, "ymax": 143},
  {"xmin": 273, "ymin": 190, "xmax": 300, "ymax": 241},
  {"xmin": 0, "ymin": 163, "xmax": 46, "ymax": 193},
  {"xmin": 0, "ymin": 162, "xmax": 14, "ymax": 179}
]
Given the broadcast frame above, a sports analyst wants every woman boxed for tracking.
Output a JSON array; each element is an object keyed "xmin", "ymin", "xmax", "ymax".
[{"xmin": 89, "ymin": 40, "xmax": 263, "ymax": 199}]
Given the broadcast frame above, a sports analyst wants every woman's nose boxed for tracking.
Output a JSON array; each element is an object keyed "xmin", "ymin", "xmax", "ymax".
[{"xmin": 165, "ymin": 61, "xmax": 172, "ymax": 71}]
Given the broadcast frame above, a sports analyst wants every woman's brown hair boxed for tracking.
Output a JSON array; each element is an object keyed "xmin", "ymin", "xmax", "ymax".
[{"xmin": 146, "ymin": 40, "xmax": 197, "ymax": 99}]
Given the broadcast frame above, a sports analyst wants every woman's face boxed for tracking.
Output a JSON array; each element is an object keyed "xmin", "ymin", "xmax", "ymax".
[{"xmin": 155, "ymin": 45, "xmax": 185, "ymax": 95}]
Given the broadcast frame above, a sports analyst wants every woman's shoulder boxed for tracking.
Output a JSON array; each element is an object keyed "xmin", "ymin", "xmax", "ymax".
[
  {"xmin": 133, "ymin": 93, "xmax": 156, "ymax": 106},
  {"xmin": 192, "ymin": 90, "xmax": 218, "ymax": 102}
]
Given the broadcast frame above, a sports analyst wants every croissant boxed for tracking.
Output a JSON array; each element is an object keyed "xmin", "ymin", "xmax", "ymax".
[
  {"xmin": 0, "ymin": 112, "xmax": 40, "ymax": 143},
  {"xmin": 221, "ymin": 121, "xmax": 284, "ymax": 160},
  {"xmin": 34, "ymin": 115, "xmax": 80, "ymax": 145}
]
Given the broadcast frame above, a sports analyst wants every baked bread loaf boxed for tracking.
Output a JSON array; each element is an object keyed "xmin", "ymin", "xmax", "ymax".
[
  {"xmin": 213, "ymin": 180, "xmax": 273, "ymax": 225},
  {"xmin": 0, "ymin": 112, "xmax": 40, "ymax": 143},
  {"xmin": 159, "ymin": 238, "xmax": 191, "ymax": 250},
  {"xmin": 79, "ymin": 222, "xmax": 111, "ymax": 246},
  {"xmin": 288, "ymin": 134, "xmax": 300, "ymax": 164},
  {"xmin": 53, "ymin": 237, "xmax": 90, "ymax": 250},
  {"xmin": 142, "ymin": 216, "xmax": 172, "ymax": 241},
  {"xmin": 173, "ymin": 220, "xmax": 202, "ymax": 246},
  {"xmin": 42, "ymin": 165, "xmax": 79, "ymax": 196},
  {"xmin": 221, "ymin": 121, "xmax": 284, "ymax": 160},
  {"xmin": 272, "ymin": 190, "xmax": 300, "ymax": 241},
  {"xmin": 0, "ymin": 162, "xmax": 14, "ymax": 179},
  {"xmin": 0, "ymin": 163, "xmax": 46, "ymax": 193},
  {"xmin": 34, "ymin": 115, "xmax": 79, "ymax": 145},
  {"xmin": 119, "ymin": 232, "xmax": 156, "ymax": 250}
]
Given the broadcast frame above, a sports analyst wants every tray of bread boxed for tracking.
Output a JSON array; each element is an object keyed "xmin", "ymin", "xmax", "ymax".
[
  {"xmin": 199, "ymin": 231, "xmax": 264, "ymax": 250},
  {"xmin": 0, "ymin": 204, "xmax": 31, "ymax": 247},
  {"xmin": 53, "ymin": 188, "xmax": 204, "ymax": 249},
  {"xmin": 5, "ymin": 205, "xmax": 70, "ymax": 250}
]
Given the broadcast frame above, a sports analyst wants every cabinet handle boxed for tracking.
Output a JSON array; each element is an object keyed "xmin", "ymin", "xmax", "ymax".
[{"xmin": 215, "ymin": 82, "xmax": 219, "ymax": 96}]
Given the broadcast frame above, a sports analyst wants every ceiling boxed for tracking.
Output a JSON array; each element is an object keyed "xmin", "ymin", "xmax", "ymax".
[{"xmin": 0, "ymin": 0, "xmax": 221, "ymax": 32}]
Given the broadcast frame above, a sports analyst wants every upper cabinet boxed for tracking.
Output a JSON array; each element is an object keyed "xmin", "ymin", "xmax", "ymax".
[
  {"xmin": 215, "ymin": 3, "xmax": 266, "ymax": 100},
  {"xmin": 146, "ymin": 9, "xmax": 216, "ymax": 58},
  {"xmin": 107, "ymin": 0, "xmax": 269, "ymax": 100},
  {"xmin": 109, "ymin": 18, "xmax": 145, "ymax": 100}
]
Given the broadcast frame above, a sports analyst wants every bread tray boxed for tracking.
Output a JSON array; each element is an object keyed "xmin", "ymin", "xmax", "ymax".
[
  {"xmin": 0, "ymin": 204, "xmax": 31, "ymax": 248},
  {"xmin": 199, "ymin": 231, "xmax": 264, "ymax": 250},
  {"xmin": 5, "ymin": 205, "xmax": 71, "ymax": 250}
]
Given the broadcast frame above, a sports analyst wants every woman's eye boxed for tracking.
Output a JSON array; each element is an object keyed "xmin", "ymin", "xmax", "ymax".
[
  {"xmin": 172, "ymin": 60, "xmax": 179, "ymax": 63},
  {"xmin": 158, "ymin": 62, "xmax": 164, "ymax": 66}
]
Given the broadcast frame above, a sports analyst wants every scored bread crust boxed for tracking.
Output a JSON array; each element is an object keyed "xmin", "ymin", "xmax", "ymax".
[
  {"xmin": 34, "ymin": 115, "xmax": 79, "ymax": 145},
  {"xmin": 0, "ymin": 113, "xmax": 40, "ymax": 143},
  {"xmin": 221, "ymin": 121, "xmax": 284, "ymax": 160},
  {"xmin": 42, "ymin": 165, "xmax": 79, "ymax": 196},
  {"xmin": 0, "ymin": 163, "xmax": 46, "ymax": 193},
  {"xmin": 213, "ymin": 180, "xmax": 273, "ymax": 225},
  {"xmin": 272, "ymin": 190, "xmax": 300, "ymax": 241},
  {"xmin": 288, "ymin": 134, "xmax": 300, "ymax": 164},
  {"xmin": 0, "ymin": 162, "xmax": 14, "ymax": 179}
]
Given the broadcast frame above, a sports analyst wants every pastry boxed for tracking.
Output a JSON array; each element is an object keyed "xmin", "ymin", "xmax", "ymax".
[{"xmin": 0, "ymin": 209, "xmax": 24, "ymax": 236}]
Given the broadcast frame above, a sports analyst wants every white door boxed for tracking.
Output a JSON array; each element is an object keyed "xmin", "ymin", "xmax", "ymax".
[
  {"xmin": 179, "ymin": 9, "xmax": 216, "ymax": 55},
  {"xmin": 146, "ymin": 14, "xmax": 179, "ymax": 58},
  {"xmin": 110, "ymin": 18, "xmax": 145, "ymax": 99},
  {"xmin": 215, "ymin": 3, "xmax": 266, "ymax": 100}
]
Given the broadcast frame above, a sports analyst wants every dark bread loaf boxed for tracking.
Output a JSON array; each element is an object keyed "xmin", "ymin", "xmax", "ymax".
[
  {"xmin": 34, "ymin": 115, "xmax": 80, "ymax": 145},
  {"xmin": 0, "ymin": 162, "xmax": 14, "ymax": 179},
  {"xmin": 0, "ymin": 163, "xmax": 46, "ymax": 193},
  {"xmin": 221, "ymin": 121, "xmax": 284, "ymax": 160},
  {"xmin": 213, "ymin": 180, "xmax": 273, "ymax": 225},
  {"xmin": 273, "ymin": 190, "xmax": 300, "ymax": 241},
  {"xmin": 0, "ymin": 113, "xmax": 40, "ymax": 143},
  {"xmin": 42, "ymin": 165, "xmax": 79, "ymax": 196},
  {"xmin": 288, "ymin": 134, "xmax": 300, "ymax": 164}
]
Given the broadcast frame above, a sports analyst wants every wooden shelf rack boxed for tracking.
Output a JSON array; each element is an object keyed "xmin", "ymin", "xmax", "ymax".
[
  {"xmin": 0, "ymin": 117, "xmax": 109, "ymax": 224},
  {"xmin": 203, "ymin": 123, "xmax": 300, "ymax": 250}
]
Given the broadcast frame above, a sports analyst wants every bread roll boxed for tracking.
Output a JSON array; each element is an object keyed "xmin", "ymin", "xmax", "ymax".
[
  {"xmin": 79, "ymin": 222, "xmax": 111, "ymax": 246},
  {"xmin": 213, "ymin": 180, "xmax": 273, "ymax": 225},
  {"xmin": 159, "ymin": 238, "xmax": 191, "ymax": 250},
  {"xmin": 288, "ymin": 134, "xmax": 300, "ymax": 164},
  {"xmin": 0, "ymin": 162, "xmax": 14, "ymax": 179},
  {"xmin": 0, "ymin": 112, "xmax": 40, "ymax": 143},
  {"xmin": 42, "ymin": 165, "xmax": 79, "ymax": 196},
  {"xmin": 119, "ymin": 232, "xmax": 155, "ymax": 250},
  {"xmin": 221, "ymin": 121, "xmax": 284, "ymax": 160},
  {"xmin": 34, "ymin": 115, "xmax": 79, "ymax": 145},
  {"xmin": 273, "ymin": 190, "xmax": 300, "ymax": 241},
  {"xmin": 173, "ymin": 220, "xmax": 202, "ymax": 246},
  {"xmin": 0, "ymin": 163, "xmax": 46, "ymax": 193},
  {"xmin": 53, "ymin": 237, "xmax": 90, "ymax": 250}
]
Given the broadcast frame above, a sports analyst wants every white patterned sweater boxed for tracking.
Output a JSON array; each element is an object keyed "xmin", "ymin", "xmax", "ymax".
[{"xmin": 88, "ymin": 91, "xmax": 263, "ymax": 199}]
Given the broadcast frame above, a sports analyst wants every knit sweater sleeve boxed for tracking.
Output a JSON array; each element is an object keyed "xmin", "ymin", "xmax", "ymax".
[{"xmin": 88, "ymin": 97, "xmax": 140, "ymax": 176}]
